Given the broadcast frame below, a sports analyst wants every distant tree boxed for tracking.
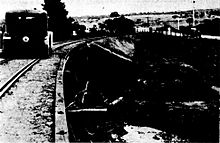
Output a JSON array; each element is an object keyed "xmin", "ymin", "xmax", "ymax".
[
  {"xmin": 77, "ymin": 25, "xmax": 86, "ymax": 37},
  {"xmin": 104, "ymin": 16, "xmax": 135, "ymax": 35},
  {"xmin": 199, "ymin": 12, "xmax": 205, "ymax": 18},
  {"xmin": 212, "ymin": 18, "xmax": 220, "ymax": 24},
  {"xmin": 182, "ymin": 12, "xmax": 189, "ymax": 18},
  {"xmin": 203, "ymin": 19, "xmax": 212, "ymax": 25},
  {"xmin": 90, "ymin": 25, "xmax": 98, "ymax": 36},
  {"xmin": 42, "ymin": 0, "xmax": 72, "ymax": 41},
  {"xmin": 103, "ymin": 19, "xmax": 115, "ymax": 34},
  {"xmin": 141, "ymin": 22, "xmax": 150, "ymax": 27},
  {"xmin": 172, "ymin": 15, "xmax": 179, "ymax": 19},
  {"xmin": 110, "ymin": 12, "xmax": 120, "ymax": 17},
  {"xmin": 195, "ymin": 12, "xmax": 200, "ymax": 18},
  {"xmin": 98, "ymin": 23, "xmax": 106, "ymax": 31},
  {"xmin": 72, "ymin": 22, "xmax": 86, "ymax": 37},
  {"xmin": 210, "ymin": 9, "xmax": 220, "ymax": 16},
  {"xmin": 186, "ymin": 17, "xmax": 193, "ymax": 26},
  {"xmin": 98, "ymin": 23, "xmax": 108, "ymax": 35},
  {"xmin": 136, "ymin": 19, "xmax": 142, "ymax": 24},
  {"xmin": 197, "ymin": 18, "xmax": 220, "ymax": 36}
]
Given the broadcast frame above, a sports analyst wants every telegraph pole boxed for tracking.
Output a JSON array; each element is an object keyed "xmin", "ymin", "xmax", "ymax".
[{"xmin": 192, "ymin": 0, "xmax": 195, "ymax": 26}]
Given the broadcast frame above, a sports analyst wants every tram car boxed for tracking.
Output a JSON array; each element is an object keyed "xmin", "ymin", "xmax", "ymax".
[{"xmin": 0, "ymin": 9, "xmax": 53, "ymax": 57}]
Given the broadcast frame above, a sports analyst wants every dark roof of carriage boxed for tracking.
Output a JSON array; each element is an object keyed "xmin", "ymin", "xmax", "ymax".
[{"xmin": 6, "ymin": 9, "xmax": 46, "ymax": 15}]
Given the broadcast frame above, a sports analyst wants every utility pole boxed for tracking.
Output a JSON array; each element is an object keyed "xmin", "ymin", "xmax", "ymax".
[{"xmin": 192, "ymin": 0, "xmax": 195, "ymax": 26}]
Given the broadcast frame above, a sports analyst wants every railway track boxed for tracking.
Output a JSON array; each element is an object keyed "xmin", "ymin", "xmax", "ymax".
[
  {"xmin": 0, "ymin": 37, "xmax": 105, "ymax": 99},
  {"xmin": 0, "ymin": 41, "xmax": 71, "ymax": 97},
  {"xmin": 0, "ymin": 59, "xmax": 40, "ymax": 98},
  {"xmin": 53, "ymin": 36, "xmax": 106, "ymax": 51},
  {"xmin": 54, "ymin": 38, "xmax": 107, "ymax": 142},
  {"xmin": 0, "ymin": 39, "xmax": 81, "ymax": 99},
  {"xmin": 0, "ymin": 37, "xmax": 106, "ymax": 142}
]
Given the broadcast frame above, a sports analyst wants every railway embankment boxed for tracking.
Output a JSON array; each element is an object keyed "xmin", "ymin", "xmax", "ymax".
[
  {"xmin": 65, "ymin": 34, "xmax": 219, "ymax": 142},
  {"xmin": 95, "ymin": 36, "xmax": 135, "ymax": 58}
]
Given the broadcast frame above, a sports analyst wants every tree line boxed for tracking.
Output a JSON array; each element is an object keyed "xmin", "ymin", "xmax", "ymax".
[{"xmin": 42, "ymin": 0, "xmax": 135, "ymax": 41}]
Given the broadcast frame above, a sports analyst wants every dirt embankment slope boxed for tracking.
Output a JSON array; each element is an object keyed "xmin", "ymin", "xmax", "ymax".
[
  {"xmin": 93, "ymin": 34, "xmax": 219, "ymax": 142},
  {"xmin": 96, "ymin": 36, "xmax": 135, "ymax": 59}
]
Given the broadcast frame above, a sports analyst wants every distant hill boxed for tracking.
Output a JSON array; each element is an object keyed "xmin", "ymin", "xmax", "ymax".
[
  {"xmin": 123, "ymin": 8, "xmax": 220, "ymax": 16},
  {"xmin": 71, "ymin": 8, "xmax": 220, "ymax": 21}
]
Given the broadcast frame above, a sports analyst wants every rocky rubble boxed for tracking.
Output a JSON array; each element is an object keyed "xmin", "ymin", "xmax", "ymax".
[{"xmin": 66, "ymin": 35, "xmax": 219, "ymax": 142}]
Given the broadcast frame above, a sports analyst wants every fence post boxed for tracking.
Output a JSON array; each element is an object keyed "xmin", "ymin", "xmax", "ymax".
[{"xmin": 0, "ymin": 31, "xmax": 2, "ymax": 49}]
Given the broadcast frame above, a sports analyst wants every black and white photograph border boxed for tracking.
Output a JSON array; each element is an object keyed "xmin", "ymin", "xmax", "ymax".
[{"xmin": 0, "ymin": 0, "xmax": 219, "ymax": 143}]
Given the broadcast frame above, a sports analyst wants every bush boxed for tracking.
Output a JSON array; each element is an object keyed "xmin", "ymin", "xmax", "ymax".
[{"xmin": 103, "ymin": 16, "xmax": 135, "ymax": 35}]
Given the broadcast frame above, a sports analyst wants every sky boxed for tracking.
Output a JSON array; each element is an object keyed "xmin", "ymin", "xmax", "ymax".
[{"xmin": 0, "ymin": 0, "xmax": 219, "ymax": 19}]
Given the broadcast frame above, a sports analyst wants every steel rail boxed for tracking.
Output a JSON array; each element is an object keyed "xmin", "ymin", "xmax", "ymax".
[
  {"xmin": 0, "ymin": 38, "xmax": 87, "ymax": 90},
  {"xmin": 54, "ymin": 37, "xmax": 105, "ymax": 143},
  {"xmin": 0, "ymin": 59, "xmax": 40, "ymax": 98},
  {"xmin": 0, "ymin": 37, "xmax": 105, "ymax": 99},
  {"xmin": 53, "ymin": 36, "xmax": 106, "ymax": 51}
]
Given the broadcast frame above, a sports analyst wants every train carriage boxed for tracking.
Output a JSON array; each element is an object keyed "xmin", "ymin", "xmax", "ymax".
[{"xmin": 0, "ymin": 9, "xmax": 52, "ymax": 58}]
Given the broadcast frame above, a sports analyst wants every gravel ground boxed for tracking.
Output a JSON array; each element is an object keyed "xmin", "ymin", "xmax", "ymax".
[
  {"xmin": 0, "ymin": 55, "xmax": 60, "ymax": 143},
  {"xmin": 0, "ymin": 60, "xmax": 32, "ymax": 87}
]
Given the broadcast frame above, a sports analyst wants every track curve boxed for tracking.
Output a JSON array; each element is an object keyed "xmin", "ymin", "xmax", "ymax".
[{"xmin": 0, "ymin": 59, "xmax": 40, "ymax": 98}]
